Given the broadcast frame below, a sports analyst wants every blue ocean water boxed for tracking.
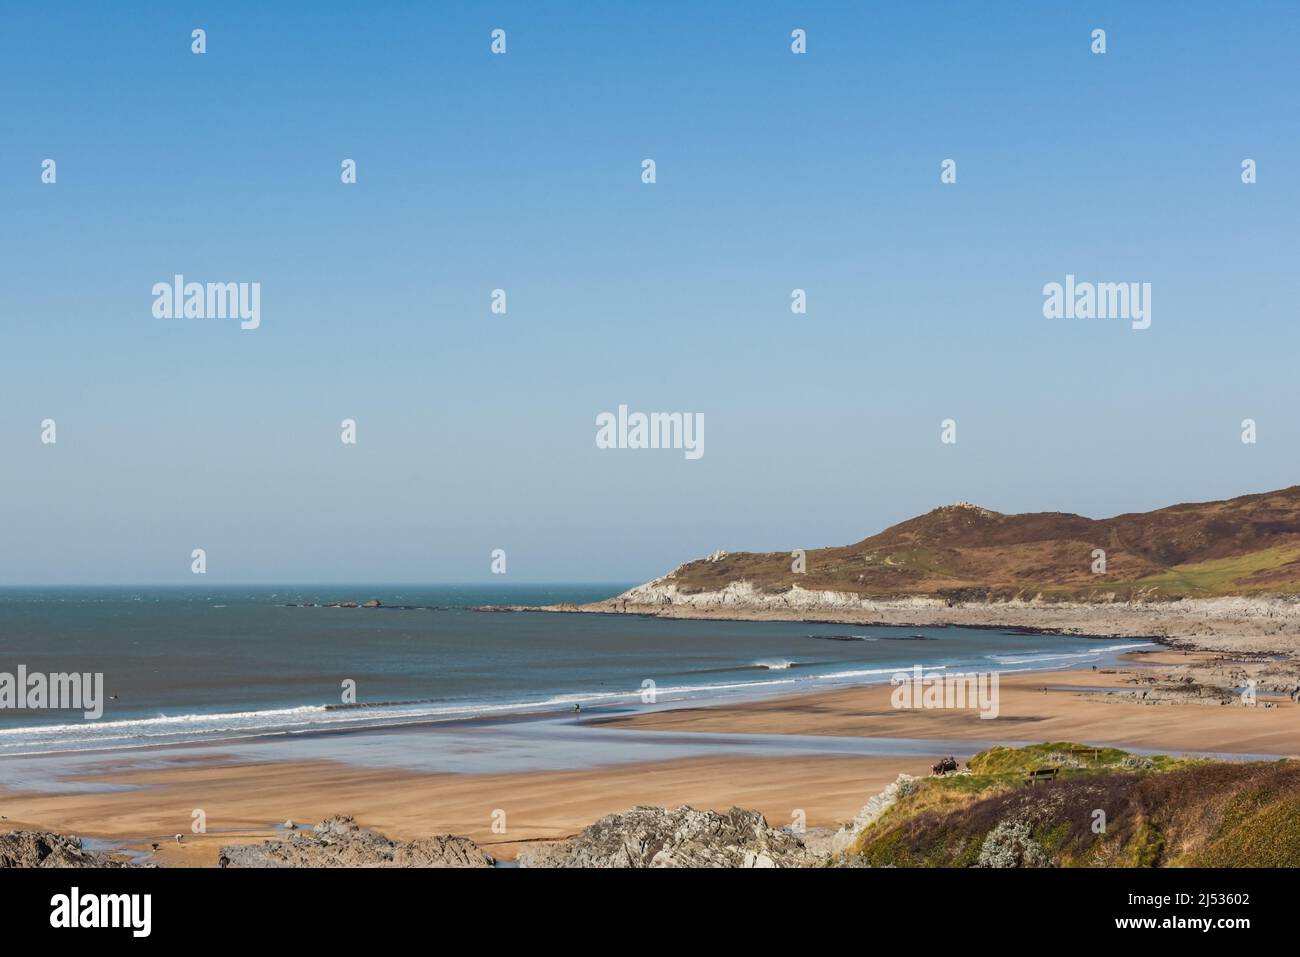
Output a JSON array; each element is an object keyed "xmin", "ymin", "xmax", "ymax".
[{"xmin": 0, "ymin": 585, "xmax": 1148, "ymax": 754}]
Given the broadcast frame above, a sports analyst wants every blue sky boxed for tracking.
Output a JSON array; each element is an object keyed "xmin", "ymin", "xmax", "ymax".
[{"xmin": 2, "ymin": 1, "xmax": 1298, "ymax": 584}]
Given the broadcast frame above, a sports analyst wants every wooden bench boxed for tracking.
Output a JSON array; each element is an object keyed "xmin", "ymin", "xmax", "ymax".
[{"xmin": 1025, "ymin": 768, "xmax": 1059, "ymax": 785}]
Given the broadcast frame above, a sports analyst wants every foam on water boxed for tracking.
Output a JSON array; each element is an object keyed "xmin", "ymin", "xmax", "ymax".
[{"xmin": 0, "ymin": 586, "xmax": 1157, "ymax": 756}]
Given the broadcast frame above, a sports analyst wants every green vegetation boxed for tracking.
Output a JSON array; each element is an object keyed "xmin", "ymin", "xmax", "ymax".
[
  {"xmin": 844, "ymin": 743, "xmax": 1300, "ymax": 868},
  {"xmin": 1127, "ymin": 544, "xmax": 1300, "ymax": 597},
  {"xmin": 966, "ymin": 742, "xmax": 1186, "ymax": 775}
]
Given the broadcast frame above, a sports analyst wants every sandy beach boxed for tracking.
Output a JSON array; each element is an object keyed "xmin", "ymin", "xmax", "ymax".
[
  {"xmin": 1, "ymin": 753, "xmax": 930, "ymax": 867},
  {"xmin": 595, "ymin": 657, "xmax": 1300, "ymax": 755},
  {"xmin": 4, "ymin": 649, "xmax": 1297, "ymax": 867}
]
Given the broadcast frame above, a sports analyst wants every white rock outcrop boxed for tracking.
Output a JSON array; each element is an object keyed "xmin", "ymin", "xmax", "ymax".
[{"xmin": 829, "ymin": 773, "xmax": 919, "ymax": 856}]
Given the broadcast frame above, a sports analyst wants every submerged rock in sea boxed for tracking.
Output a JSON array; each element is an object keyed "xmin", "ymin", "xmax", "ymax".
[
  {"xmin": 219, "ymin": 815, "xmax": 494, "ymax": 868},
  {"xmin": 0, "ymin": 830, "xmax": 144, "ymax": 868},
  {"xmin": 517, "ymin": 805, "xmax": 821, "ymax": 868}
]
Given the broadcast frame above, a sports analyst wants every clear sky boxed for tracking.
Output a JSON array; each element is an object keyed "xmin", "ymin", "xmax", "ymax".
[{"xmin": 2, "ymin": 1, "xmax": 1298, "ymax": 585}]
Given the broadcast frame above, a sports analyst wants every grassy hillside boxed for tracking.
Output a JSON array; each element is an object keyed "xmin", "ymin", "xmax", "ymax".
[
  {"xmin": 844, "ymin": 744, "xmax": 1300, "ymax": 867},
  {"xmin": 663, "ymin": 485, "xmax": 1300, "ymax": 600}
]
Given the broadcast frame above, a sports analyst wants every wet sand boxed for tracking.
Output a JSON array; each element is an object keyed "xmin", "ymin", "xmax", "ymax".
[
  {"xmin": 593, "ymin": 663, "xmax": 1300, "ymax": 756},
  {"xmin": 3, "ymin": 651, "xmax": 1296, "ymax": 867}
]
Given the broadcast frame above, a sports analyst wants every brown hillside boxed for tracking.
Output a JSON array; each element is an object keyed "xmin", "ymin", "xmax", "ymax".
[{"xmin": 666, "ymin": 486, "xmax": 1300, "ymax": 601}]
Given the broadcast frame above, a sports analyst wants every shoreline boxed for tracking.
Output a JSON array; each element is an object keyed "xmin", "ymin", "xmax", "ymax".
[
  {"xmin": 5, "ymin": 647, "xmax": 1299, "ymax": 866},
  {"xmin": 0, "ymin": 632, "xmax": 1152, "ymax": 762},
  {"xmin": 483, "ymin": 590, "xmax": 1300, "ymax": 657},
  {"xmin": 486, "ymin": 604, "xmax": 1173, "ymax": 644}
]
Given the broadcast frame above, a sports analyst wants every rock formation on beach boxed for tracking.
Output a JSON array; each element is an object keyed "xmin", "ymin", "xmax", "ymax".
[
  {"xmin": 516, "ymin": 805, "xmax": 820, "ymax": 868},
  {"xmin": 218, "ymin": 815, "xmax": 494, "ymax": 868},
  {"xmin": 0, "ymin": 830, "xmax": 144, "ymax": 868}
]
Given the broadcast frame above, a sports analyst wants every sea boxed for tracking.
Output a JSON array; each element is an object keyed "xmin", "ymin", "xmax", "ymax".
[{"xmin": 0, "ymin": 585, "xmax": 1152, "ymax": 756}]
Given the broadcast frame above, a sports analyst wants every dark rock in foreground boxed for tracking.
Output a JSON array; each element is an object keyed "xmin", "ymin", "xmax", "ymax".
[
  {"xmin": 517, "ymin": 805, "xmax": 821, "ymax": 868},
  {"xmin": 219, "ymin": 815, "xmax": 494, "ymax": 868},
  {"xmin": 0, "ymin": 830, "xmax": 142, "ymax": 868}
]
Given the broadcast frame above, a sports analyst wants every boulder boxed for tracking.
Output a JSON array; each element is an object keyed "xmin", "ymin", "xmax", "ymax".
[
  {"xmin": 219, "ymin": 815, "xmax": 493, "ymax": 868},
  {"xmin": 0, "ymin": 830, "xmax": 143, "ymax": 868},
  {"xmin": 517, "ymin": 805, "xmax": 820, "ymax": 868}
]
